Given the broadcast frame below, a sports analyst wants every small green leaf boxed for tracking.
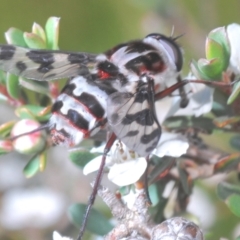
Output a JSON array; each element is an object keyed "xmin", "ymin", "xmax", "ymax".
[
  {"xmin": 150, "ymin": 194, "xmax": 168, "ymax": 223},
  {"xmin": 207, "ymin": 27, "xmax": 230, "ymax": 71},
  {"xmin": 217, "ymin": 182, "xmax": 240, "ymax": 201},
  {"xmin": 15, "ymin": 107, "xmax": 36, "ymax": 120},
  {"xmin": 230, "ymin": 136, "xmax": 240, "ymax": 150},
  {"xmin": 68, "ymin": 204, "xmax": 113, "ymax": 236},
  {"xmin": 37, "ymin": 105, "xmax": 51, "ymax": 118},
  {"xmin": 213, "ymin": 116, "xmax": 240, "ymax": 128},
  {"xmin": 192, "ymin": 27, "xmax": 230, "ymax": 81},
  {"xmin": 15, "ymin": 105, "xmax": 50, "ymax": 121},
  {"xmin": 6, "ymin": 73, "xmax": 20, "ymax": 99},
  {"xmin": 148, "ymin": 156, "xmax": 175, "ymax": 183},
  {"xmin": 32, "ymin": 22, "xmax": 46, "ymax": 43},
  {"xmin": 23, "ymin": 154, "xmax": 41, "ymax": 178},
  {"xmin": 69, "ymin": 148, "xmax": 99, "ymax": 168},
  {"xmin": 227, "ymin": 81, "xmax": 240, "ymax": 104},
  {"xmin": 19, "ymin": 77, "xmax": 50, "ymax": 96},
  {"xmin": 208, "ymin": 26, "xmax": 230, "ymax": 57},
  {"xmin": 39, "ymin": 151, "xmax": 47, "ymax": 171},
  {"xmin": 178, "ymin": 164, "xmax": 192, "ymax": 195},
  {"xmin": 226, "ymin": 194, "xmax": 240, "ymax": 218},
  {"xmin": 118, "ymin": 186, "xmax": 131, "ymax": 196},
  {"xmin": 149, "ymin": 184, "xmax": 160, "ymax": 206},
  {"xmin": 0, "ymin": 120, "xmax": 16, "ymax": 137},
  {"xmin": 190, "ymin": 59, "xmax": 210, "ymax": 80},
  {"xmin": 205, "ymin": 38, "xmax": 223, "ymax": 60},
  {"xmin": 45, "ymin": 17, "xmax": 60, "ymax": 50},
  {"xmin": 24, "ymin": 32, "xmax": 46, "ymax": 49},
  {"xmin": 214, "ymin": 153, "xmax": 240, "ymax": 173},
  {"xmin": 0, "ymin": 70, "xmax": 6, "ymax": 83},
  {"xmin": 4, "ymin": 28, "xmax": 27, "ymax": 46},
  {"xmin": 198, "ymin": 58, "xmax": 222, "ymax": 80}
]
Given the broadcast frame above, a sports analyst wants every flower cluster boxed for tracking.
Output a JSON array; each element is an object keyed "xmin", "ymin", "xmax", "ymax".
[{"xmin": 83, "ymin": 23, "xmax": 240, "ymax": 189}]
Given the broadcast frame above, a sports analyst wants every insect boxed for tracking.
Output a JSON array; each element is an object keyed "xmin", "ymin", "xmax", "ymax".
[{"xmin": 0, "ymin": 33, "xmax": 219, "ymax": 239}]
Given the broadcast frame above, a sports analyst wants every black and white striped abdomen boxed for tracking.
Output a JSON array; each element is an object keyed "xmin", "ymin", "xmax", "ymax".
[{"xmin": 49, "ymin": 75, "xmax": 112, "ymax": 147}]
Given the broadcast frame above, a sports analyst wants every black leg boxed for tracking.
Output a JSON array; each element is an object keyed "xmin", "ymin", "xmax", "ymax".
[
  {"xmin": 76, "ymin": 133, "xmax": 117, "ymax": 240},
  {"xmin": 144, "ymin": 156, "xmax": 152, "ymax": 206},
  {"xmin": 155, "ymin": 79, "xmax": 233, "ymax": 100}
]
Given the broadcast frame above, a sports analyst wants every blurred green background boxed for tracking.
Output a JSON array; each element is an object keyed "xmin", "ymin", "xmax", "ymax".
[
  {"xmin": 0, "ymin": 0, "xmax": 239, "ymax": 69},
  {"xmin": 0, "ymin": 1, "xmax": 240, "ymax": 240}
]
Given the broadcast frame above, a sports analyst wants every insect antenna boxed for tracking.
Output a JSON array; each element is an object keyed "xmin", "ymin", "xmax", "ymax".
[
  {"xmin": 76, "ymin": 133, "xmax": 117, "ymax": 240},
  {"xmin": 170, "ymin": 26, "xmax": 175, "ymax": 38},
  {"xmin": 9, "ymin": 123, "xmax": 49, "ymax": 141},
  {"xmin": 172, "ymin": 33, "xmax": 185, "ymax": 41},
  {"xmin": 170, "ymin": 25, "xmax": 185, "ymax": 41}
]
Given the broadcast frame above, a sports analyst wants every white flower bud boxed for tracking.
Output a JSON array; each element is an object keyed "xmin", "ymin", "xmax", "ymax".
[{"xmin": 11, "ymin": 119, "xmax": 45, "ymax": 154}]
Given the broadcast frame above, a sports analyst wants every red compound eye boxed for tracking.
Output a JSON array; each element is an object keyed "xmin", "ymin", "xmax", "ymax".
[{"xmin": 98, "ymin": 70, "xmax": 111, "ymax": 79}]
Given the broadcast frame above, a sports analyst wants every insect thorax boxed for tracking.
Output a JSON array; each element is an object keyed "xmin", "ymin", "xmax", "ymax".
[{"xmin": 47, "ymin": 34, "xmax": 183, "ymax": 154}]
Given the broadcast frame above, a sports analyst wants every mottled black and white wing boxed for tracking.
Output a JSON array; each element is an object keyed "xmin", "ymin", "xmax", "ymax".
[
  {"xmin": 107, "ymin": 89, "xmax": 161, "ymax": 157},
  {"xmin": 0, "ymin": 45, "xmax": 97, "ymax": 81}
]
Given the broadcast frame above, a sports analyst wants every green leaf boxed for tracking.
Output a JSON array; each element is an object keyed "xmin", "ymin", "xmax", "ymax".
[
  {"xmin": 0, "ymin": 70, "xmax": 6, "ymax": 83},
  {"xmin": 213, "ymin": 116, "xmax": 240, "ymax": 128},
  {"xmin": 206, "ymin": 27, "xmax": 230, "ymax": 72},
  {"xmin": 6, "ymin": 73, "xmax": 20, "ymax": 99},
  {"xmin": 24, "ymin": 32, "xmax": 46, "ymax": 49},
  {"xmin": 68, "ymin": 204, "xmax": 113, "ymax": 236},
  {"xmin": 118, "ymin": 186, "xmax": 131, "ymax": 196},
  {"xmin": 149, "ymin": 184, "xmax": 160, "ymax": 206},
  {"xmin": 32, "ymin": 22, "xmax": 46, "ymax": 43},
  {"xmin": 39, "ymin": 150, "xmax": 47, "ymax": 171},
  {"xmin": 148, "ymin": 155, "xmax": 175, "ymax": 183},
  {"xmin": 69, "ymin": 148, "xmax": 99, "ymax": 168},
  {"xmin": 214, "ymin": 153, "xmax": 240, "ymax": 173},
  {"xmin": 19, "ymin": 77, "xmax": 50, "ymax": 96},
  {"xmin": 190, "ymin": 59, "xmax": 211, "ymax": 80},
  {"xmin": 227, "ymin": 81, "xmax": 240, "ymax": 104},
  {"xmin": 226, "ymin": 194, "xmax": 240, "ymax": 218},
  {"xmin": 217, "ymin": 182, "xmax": 240, "ymax": 201},
  {"xmin": 45, "ymin": 17, "xmax": 60, "ymax": 50},
  {"xmin": 198, "ymin": 58, "xmax": 222, "ymax": 80},
  {"xmin": 205, "ymin": 38, "xmax": 223, "ymax": 60},
  {"xmin": 4, "ymin": 28, "xmax": 27, "ymax": 46},
  {"xmin": 208, "ymin": 26, "xmax": 230, "ymax": 58},
  {"xmin": 23, "ymin": 154, "xmax": 41, "ymax": 178},
  {"xmin": 149, "ymin": 192, "xmax": 168, "ymax": 223},
  {"xmin": 191, "ymin": 27, "xmax": 230, "ymax": 81},
  {"xmin": 0, "ymin": 120, "xmax": 16, "ymax": 137},
  {"xmin": 15, "ymin": 105, "xmax": 50, "ymax": 121},
  {"xmin": 230, "ymin": 136, "xmax": 240, "ymax": 150},
  {"xmin": 178, "ymin": 163, "xmax": 192, "ymax": 195},
  {"xmin": 15, "ymin": 107, "xmax": 36, "ymax": 120}
]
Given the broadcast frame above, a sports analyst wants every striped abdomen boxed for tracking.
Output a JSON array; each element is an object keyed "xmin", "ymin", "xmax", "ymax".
[{"xmin": 49, "ymin": 75, "xmax": 114, "ymax": 146}]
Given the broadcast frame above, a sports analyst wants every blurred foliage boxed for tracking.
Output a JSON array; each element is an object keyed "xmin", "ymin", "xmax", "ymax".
[{"xmin": 0, "ymin": 1, "xmax": 240, "ymax": 240}]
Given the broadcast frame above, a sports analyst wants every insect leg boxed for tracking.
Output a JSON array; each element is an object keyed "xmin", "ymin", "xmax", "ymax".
[
  {"xmin": 176, "ymin": 76, "xmax": 189, "ymax": 108},
  {"xmin": 76, "ymin": 133, "xmax": 117, "ymax": 240},
  {"xmin": 143, "ymin": 156, "xmax": 152, "ymax": 206},
  {"xmin": 155, "ymin": 79, "xmax": 234, "ymax": 100},
  {"xmin": 9, "ymin": 123, "xmax": 49, "ymax": 141}
]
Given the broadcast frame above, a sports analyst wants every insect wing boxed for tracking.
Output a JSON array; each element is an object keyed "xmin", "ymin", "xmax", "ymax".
[
  {"xmin": 0, "ymin": 45, "xmax": 97, "ymax": 81},
  {"xmin": 107, "ymin": 90, "xmax": 161, "ymax": 157}
]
